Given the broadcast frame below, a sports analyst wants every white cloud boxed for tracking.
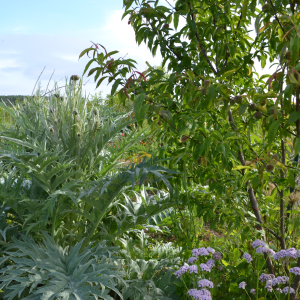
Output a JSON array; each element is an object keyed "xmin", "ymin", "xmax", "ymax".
[
  {"xmin": 0, "ymin": 8, "xmax": 165, "ymax": 97},
  {"xmin": 0, "ymin": 59, "xmax": 20, "ymax": 69},
  {"xmin": 0, "ymin": 4, "xmax": 277, "ymax": 98},
  {"xmin": 54, "ymin": 54, "xmax": 80, "ymax": 62}
]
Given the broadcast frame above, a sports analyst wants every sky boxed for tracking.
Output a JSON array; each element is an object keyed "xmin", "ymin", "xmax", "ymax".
[{"xmin": 0, "ymin": 0, "xmax": 276, "ymax": 99}]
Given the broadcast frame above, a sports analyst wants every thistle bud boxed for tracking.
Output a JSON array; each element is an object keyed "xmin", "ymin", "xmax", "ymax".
[
  {"xmin": 70, "ymin": 75, "xmax": 80, "ymax": 81},
  {"xmin": 73, "ymin": 110, "xmax": 78, "ymax": 115}
]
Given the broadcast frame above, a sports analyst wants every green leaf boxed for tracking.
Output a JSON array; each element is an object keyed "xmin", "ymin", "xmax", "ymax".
[
  {"xmin": 187, "ymin": 16, "xmax": 196, "ymax": 34},
  {"xmin": 111, "ymin": 79, "xmax": 123, "ymax": 96},
  {"xmin": 82, "ymin": 58, "xmax": 96, "ymax": 76},
  {"xmin": 159, "ymin": 110, "xmax": 172, "ymax": 119},
  {"xmin": 221, "ymin": 69, "xmax": 236, "ymax": 78},
  {"xmin": 134, "ymin": 93, "xmax": 148, "ymax": 126},
  {"xmin": 78, "ymin": 47, "xmax": 95, "ymax": 59},
  {"xmin": 0, "ymin": 136, "xmax": 41, "ymax": 152},
  {"xmin": 268, "ymin": 120, "xmax": 280, "ymax": 144},
  {"xmin": 203, "ymin": 138, "xmax": 210, "ymax": 155},
  {"xmin": 207, "ymin": 86, "xmax": 215, "ymax": 100},
  {"xmin": 88, "ymin": 67, "xmax": 101, "ymax": 77},
  {"xmin": 241, "ymin": 0, "xmax": 249, "ymax": 22},
  {"xmin": 288, "ymin": 111, "xmax": 300, "ymax": 124},
  {"xmin": 239, "ymin": 104, "xmax": 248, "ymax": 115},
  {"xmin": 95, "ymin": 76, "xmax": 107, "ymax": 89},
  {"xmin": 294, "ymin": 136, "xmax": 300, "ymax": 154},
  {"xmin": 290, "ymin": 36, "xmax": 299, "ymax": 67},
  {"xmin": 255, "ymin": 14, "xmax": 262, "ymax": 36},
  {"xmin": 174, "ymin": 12, "xmax": 179, "ymax": 30},
  {"xmin": 104, "ymin": 50, "xmax": 119, "ymax": 59},
  {"xmin": 134, "ymin": 93, "xmax": 146, "ymax": 116}
]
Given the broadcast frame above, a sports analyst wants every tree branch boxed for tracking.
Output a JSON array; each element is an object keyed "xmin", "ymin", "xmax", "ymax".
[{"xmin": 188, "ymin": 3, "xmax": 218, "ymax": 75}]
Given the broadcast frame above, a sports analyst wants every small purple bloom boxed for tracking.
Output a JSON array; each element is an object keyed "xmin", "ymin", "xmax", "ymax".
[
  {"xmin": 252, "ymin": 239, "xmax": 266, "ymax": 248},
  {"xmin": 282, "ymin": 286, "xmax": 295, "ymax": 295},
  {"xmin": 212, "ymin": 251, "xmax": 222, "ymax": 260},
  {"xmin": 274, "ymin": 250, "xmax": 288, "ymax": 260},
  {"xmin": 198, "ymin": 247, "xmax": 210, "ymax": 256},
  {"xmin": 256, "ymin": 246, "xmax": 275, "ymax": 256},
  {"xmin": 200, "ymin": 263, "xmax": 212, "ymax": 272},
  {"xmin": 243, "ymin": 253, "xmax": 253, "ymax": 263},
  {"xmin": 174, "ymin": 265, "xmax": 189, "ymax": 277},
  {"xmin": 189, "ymin": 265, "xmax": 198, "ymax": 274},
  {"xmin": 265, "ymin": 280, "xmax": 273, "ymax": 292},
  {"xmin": 187, "ymin": 288, "xmax": 212, "ymax": 300},
  {"xmin": 187, "ymin": 256, "xmax": 198, "ymax": 264},
  {"xmin": 250, "ymin": 289, "xmax": 256, "ymax": 295},
  {"xmin": 206, "ymin": 259, "xmax": 215, "ymax": 269},
  {"xmin": 272, "ymin": 276, "xmax": 289, "ymax": 286},
  {"xmin": 191, "ymin": 247, "xmax": 209, "ymax": 257},
  {"xmin": 239, "ymin": 281, "xmax": 247, "ymax": 289},
  {"xmin": 259, "ymin": 273, "xmax": 275, "ymax": 283},
  {"xmin": 206, "ymin": 247, "xmax": 215, "ymax": 254},
  {"xmin": 287, "ymin": 248, "xmax": 298, "ymax": 259},
  {"xmin": 198, "ymin": 279, "xmax": 214, "ymax": 289},
  {"xmin": 289, "ymin": 267, "xmax": 300, "ymax": 275}
]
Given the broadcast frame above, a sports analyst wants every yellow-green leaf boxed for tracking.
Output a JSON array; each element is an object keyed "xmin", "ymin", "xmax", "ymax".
[
  {"xmin": 221, "ymin": 69, "xmax": 237, "ymax": 78},
  {"xmin": 290, "ymin": 36, "xmax": 299, "ymax": 67}
]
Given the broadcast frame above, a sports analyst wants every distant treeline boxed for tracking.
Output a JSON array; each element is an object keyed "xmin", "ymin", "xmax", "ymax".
[{"xmin": 0, "ymin": 95, "xmax": 30, "ymax": 105}]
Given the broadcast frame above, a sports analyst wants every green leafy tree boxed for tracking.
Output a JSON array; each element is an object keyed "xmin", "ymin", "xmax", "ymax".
[{"xmin": 80, "ymin": 0, "xmax": 300, "ymax": 297}]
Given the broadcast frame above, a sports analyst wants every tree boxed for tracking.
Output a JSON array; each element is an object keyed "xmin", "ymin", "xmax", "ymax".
[{"xmin": 81, "ymin": 0, "xmax": 300, "ymax": 298}]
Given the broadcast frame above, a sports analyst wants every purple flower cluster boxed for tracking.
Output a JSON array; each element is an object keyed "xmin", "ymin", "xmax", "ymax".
[
  {"xmin": 206, "ymin": 247, "xmax": 215, "ymax": 254},
  {"xmin": 174, "ymin": 265, "xmax": 189, "ymax": 277},
  {"xmin": 265, "ymin": 280, "xmax": 273, "ymax": 292},
  {"xmin": 200, "ymin": 263, "xmax": 212, "ymax": 272},
  {"xmin": 198, "ymin": 279, "xmax": 214, "ymax": 289},
  {"xmin": 198, "ymin": 259, "xmax": 215, "ymax": 272},
  {"xmin": 252, "ymin": 239, "xmax": 266, "ymax": 248},
  {"xmin": 259, "ymin": 273, "xmax": 275, "ymax": 283},
  {"xmin": 287, "ymin": 248, "xmax": 298, "ymax": 259},
  {"xmin": 187, "ymin": 289, "xmax": 212, "ymax": 300},
  {"xmin": 274, "ymin": 248, "xmax": 299, "ymax": 260},
  {"xmin": 250, "ymin": 289, "xmax": 256, "ymax": 295},
  {"xmin": 206, "ymin": 259, "xmax": 215, "ymax": 268},
  {"xmin": 271, "ymin": 276, "xmax": 289, "ymax": 286},
  {"xmin": 243, "ymin": 253, "xmax": 253, "ymax": 263},
  {"xmin": 289, "ymin": 267, "xmax": 300, "ymax": 275},
  {"xmin": 239, "ymin": 282, "xmax": 247, "ymax": 289},
  {"xmin": 191, "ymin": 247, "xmax": 209, "ymax": 257},
  {"xmin": 212, "ymin": 251, "xmax": 222, "ymax": 260},
  {"xmin": 282, "ymin": 286, "xmax": 295, "ymax": 295},
  {"xmin": 256, "ymin": 246, "xmax": 275, "ymax": 256},
  {"xmin": 187, "ymin": 257, "xmax": 198, "ymax": 264},
  {"xmin": 189, "ymin": 265, "xmax": 198, "ymax": 274}
]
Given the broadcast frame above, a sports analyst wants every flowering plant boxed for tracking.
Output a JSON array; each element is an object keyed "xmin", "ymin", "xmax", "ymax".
[
  {"xmin": 175, "ymin": 240, "xmax": 300, "ymax": 300},
  {"xmin": 236, "ymin": 239, "xmax": 299, "ymax": 300},
  {"xmin": 174, "ymin": 246, "xmax": 222, "ymax": 300}
]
